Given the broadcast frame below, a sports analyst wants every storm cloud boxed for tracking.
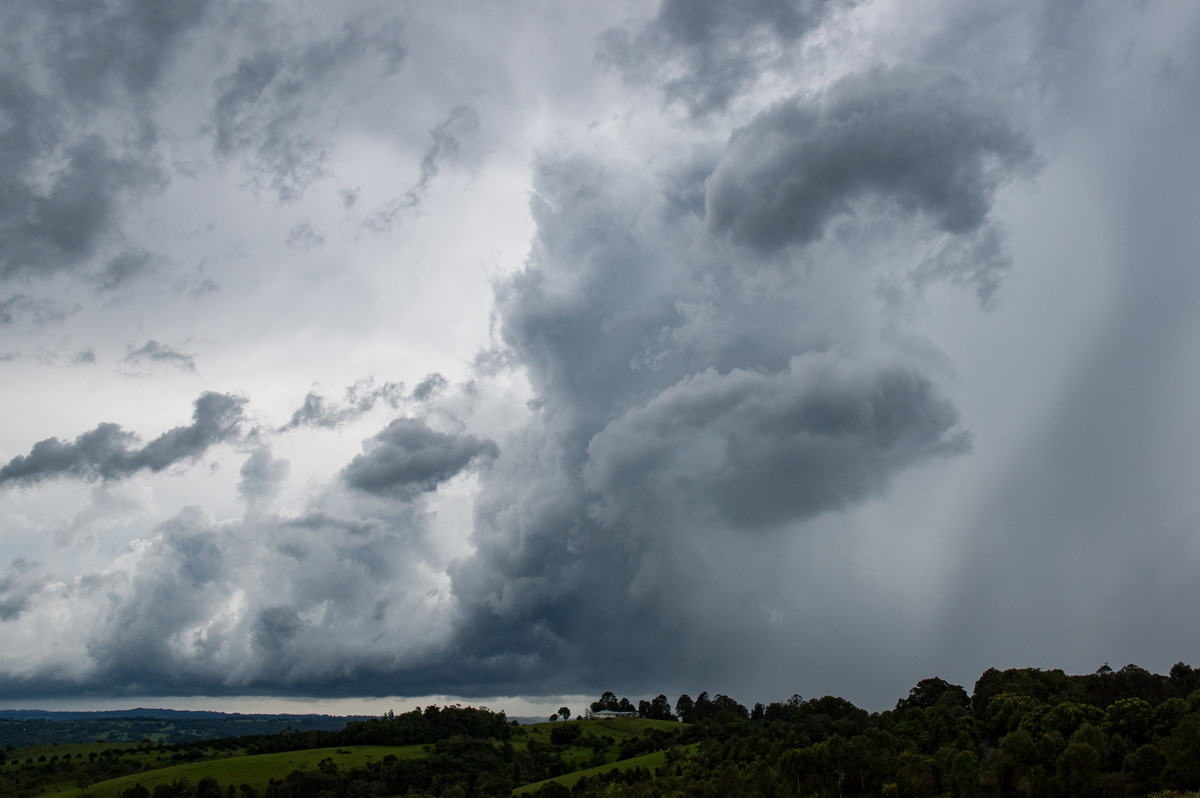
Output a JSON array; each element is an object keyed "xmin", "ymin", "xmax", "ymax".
[{"xmin": 706, "ymin": 65, "xmax": 1037, "ymax": 254}]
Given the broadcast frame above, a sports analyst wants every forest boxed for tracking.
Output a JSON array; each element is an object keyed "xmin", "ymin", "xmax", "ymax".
[{"xmin": 3, "ymin": 662, "xmax": 1199, "ymax": 798}]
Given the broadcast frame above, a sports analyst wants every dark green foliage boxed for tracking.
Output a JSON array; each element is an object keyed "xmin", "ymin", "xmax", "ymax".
[
  {"xmin": 897, "ymin": 677, "xmax": 971, "ymax": 712},
  {"xmin": 549, "ymin": 723, "xmax": 582, "ymax": 746},
  {"xmin": 6, "ymin": 664, "xmax": 1200, "ymax": 798}
]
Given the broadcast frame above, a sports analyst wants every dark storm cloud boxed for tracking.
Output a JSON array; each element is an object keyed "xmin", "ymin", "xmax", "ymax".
[
  {"xmin": 706, "ymin": 65, "xmax": 1037, "ymax": 258},
  {"xmin": 601, "ymin": 0, "xmax": 853, "ymax": 117},
  {"xmin": 435, "ymin": 133, "xmax": 984, "ymax": 693},
  {"xmin": 342, "ymin": 418, "xmax": 499, "ymax": 499},
  {"xmin": 125, "ymin": 340, "xmax": 196, "ymax": 372},
  {"xmin": 280, "ymin": 378, "xmax": 405, "ymax": 430},
  {"xmin": 211, "ymin": 17, "xmax": 407, "ymax": 201},
  {"xmin": 0, "ymin": 132, "xmax": 165, "ymax": 282},
  {"xmin": 585, "ymin": 359, "xmax": 968, "ymax": 529},
  {"xmin": 0, "ymin": 2, "xmax": 207, "ymax": 286},
  {"xmin": 0, "ymin": 392, "xmax": 245, "ymax": 486}
]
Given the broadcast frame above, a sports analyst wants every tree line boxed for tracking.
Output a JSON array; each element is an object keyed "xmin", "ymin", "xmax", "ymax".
[{"xmin": 6, "ymin": 661, "xmax": 1199, "ymax": 797}]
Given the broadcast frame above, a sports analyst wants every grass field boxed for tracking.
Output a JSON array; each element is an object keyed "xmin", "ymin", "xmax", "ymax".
[
  {"xmin": 17, "ymin": 717, "xmax": 688, "ymax": 797},
  {"xmin": 38, "ymin": 744, "xmax": 427, "ymax": 798},
  {"xmin": 512, "ymin": 747, "xmax": 684, "ymax": 795}
]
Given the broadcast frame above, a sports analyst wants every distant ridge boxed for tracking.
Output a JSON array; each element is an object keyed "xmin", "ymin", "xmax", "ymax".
[
  {"xmin": 0, "ymin": 707, "xmax": 375, "ymax": 747},
  {"xmin": 0, "ymin": 707, "xmax": 366, "ymax": 721}
]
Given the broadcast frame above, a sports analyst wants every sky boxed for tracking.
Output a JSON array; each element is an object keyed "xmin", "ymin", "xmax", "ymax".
[{"xmin": 1, "ymin": 0, "xmax": 1199, "ymax": 718}]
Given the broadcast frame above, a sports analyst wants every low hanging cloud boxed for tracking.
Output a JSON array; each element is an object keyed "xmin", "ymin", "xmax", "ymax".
[
  {"xmin": 584, "ymin": 356, "xmax": 969, "ymax": 530},
  {"xmin": 0, "ymin": 392, "xmax": 245, "ymax": 487},
  {"xmin": 7, "ymin": 503, "xmax": 458, "ymax": 696},
  {"xmin": 342, "ymin": 418, "xmax": 499, "ymax": 499}
]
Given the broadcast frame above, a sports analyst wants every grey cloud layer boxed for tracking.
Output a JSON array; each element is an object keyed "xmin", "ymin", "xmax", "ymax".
[
  {"xmin": 1, "ymin": 0, "xmax": 1193, "ymax": 708},
  {"xmin": 0, "ymin": 392, "xmax": 245, "ymax": 486}
]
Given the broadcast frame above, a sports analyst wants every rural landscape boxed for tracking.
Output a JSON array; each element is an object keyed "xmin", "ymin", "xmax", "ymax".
[{"xmin": 4, "ymin": 663, "xmax": 1200, "ymax": 797}]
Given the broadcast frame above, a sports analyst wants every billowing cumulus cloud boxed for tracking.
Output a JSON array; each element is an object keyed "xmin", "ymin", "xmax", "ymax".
[
  {"xmin": 0, "ymin": 392, "xmax": 245, "ymax": 486},
  {"xmin": 706, "ymin": 65, "xmax": 1036, "ymax": 254}
]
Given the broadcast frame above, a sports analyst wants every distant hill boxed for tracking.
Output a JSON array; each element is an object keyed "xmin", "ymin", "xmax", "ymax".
[
  {"xmin": 0, "ymin": 708, "xmax": 371, "ymax": 748},
  {"xmin": 0, "ymin": 707, "xmax": 363, "ymax": 721}
]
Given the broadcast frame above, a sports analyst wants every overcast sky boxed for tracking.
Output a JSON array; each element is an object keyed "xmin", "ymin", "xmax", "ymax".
[{"xmin": 1, "ymin": 0, "xmax": 1199, "ymax": 717}]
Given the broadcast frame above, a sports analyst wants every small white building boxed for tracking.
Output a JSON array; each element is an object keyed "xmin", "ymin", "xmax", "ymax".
[{"xmin": 593, "ymin": 709, "xmax": 640, "ymax": 719}]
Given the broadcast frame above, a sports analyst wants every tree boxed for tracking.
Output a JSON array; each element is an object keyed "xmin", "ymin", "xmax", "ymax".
[
  {"xmin": 557, "ymin": 707, "xmax": 571, "ymax": 722},
  {"xmin": 648, "ymin": 694, "xmax": 674, "ymax": 721},
  {"xmin": 675, "ymin": 694, "xmax": 695, "ymax": 723},
  {"xmin": 591, "ymin": 692, "xmax": 619, "ymax": 713},
  {"xmin": 896, "ymin": 677, "xmax": 970, "ymax": 712}
]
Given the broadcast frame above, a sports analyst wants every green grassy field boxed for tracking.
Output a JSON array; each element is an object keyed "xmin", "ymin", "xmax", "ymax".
[
  {"xmin": 512, "ymin": 746, "xmax": 689, "ymax": 795},
  {"xmin": 38, "ymin": 744, "xmax": 427, "ymax": 798},
  {"xmin": 14, "ymin": 717, "xmax": 687, "ymax": 797},
  {"xmin": 3, "ymin": 741, "xmax": 160, "ymax": 763},
  {"xmin": 509, "ymin": 719, "xmax": 689, "ymax": 794}
]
